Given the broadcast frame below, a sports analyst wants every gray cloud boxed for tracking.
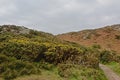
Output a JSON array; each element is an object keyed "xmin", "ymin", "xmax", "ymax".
[{"xmin": 0, "ymin": 0, "xmax": 120, "ymax": 34}]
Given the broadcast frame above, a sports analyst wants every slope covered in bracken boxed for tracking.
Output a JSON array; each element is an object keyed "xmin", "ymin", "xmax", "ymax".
[{"xmin": 57, "ymin": 24, "xmax": 120, "ymax": 54}]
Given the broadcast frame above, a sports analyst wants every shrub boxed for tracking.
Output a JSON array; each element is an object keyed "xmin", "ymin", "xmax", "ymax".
[
  {"xmin": 0, "ymin": 54, "xmax": 9, "ymax": 64},
  {"xmin": 115, "ymin": 35, "xmax": 120, "ymax": 40},
  {"xmin": 3, "ymin": 69, "xmax": 18, "ymax": 80},
  {"xmin": 92, "ymin": 44, "xmax": 101, "ymax": 49},
  {"xmin": 0, "ymin": 55, "xmax": 41, "ymax": 80},
  {"xmin": 99, "ymin": 50, "xmax": 119, "ymax": 63}
]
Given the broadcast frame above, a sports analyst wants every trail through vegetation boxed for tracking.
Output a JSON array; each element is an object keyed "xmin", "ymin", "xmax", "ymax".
[{"xmin": 99, "ymin": 64, "xmax": 120, "ymax": 80}]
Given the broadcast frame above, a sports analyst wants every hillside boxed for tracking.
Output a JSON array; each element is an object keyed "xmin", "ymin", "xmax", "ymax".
[
  {"xmin": 1, "ymin": 25, "xmax": 120, "ymax": 80},
  {"xmin": 0, "ymin": 25, "xmax": 110, "ymax": 80},
  {"xmin": 57, "ymin": 24, "xmax": 120, "ymax": 53}
]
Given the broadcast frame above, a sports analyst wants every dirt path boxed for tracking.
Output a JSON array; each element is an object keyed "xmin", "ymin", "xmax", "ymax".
[{"xmin": 99, "ymin": 64, "xmax": 120, "ymax": 80}]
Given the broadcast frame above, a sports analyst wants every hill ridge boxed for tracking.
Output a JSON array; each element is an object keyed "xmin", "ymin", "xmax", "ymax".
[{"xmin": 57, "ymin": 24, "xmax": 120, "ymax": 53}]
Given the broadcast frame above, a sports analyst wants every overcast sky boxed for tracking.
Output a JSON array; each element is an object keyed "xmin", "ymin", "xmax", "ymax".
[{"xmin": 0, "ymin": 0, "xmax": 120, "ymax": 34}]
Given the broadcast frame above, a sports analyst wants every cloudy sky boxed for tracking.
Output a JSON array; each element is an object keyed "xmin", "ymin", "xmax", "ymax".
[{"xmin": 0, "ymin": 0, "xmax": 120, "ymax": 34}]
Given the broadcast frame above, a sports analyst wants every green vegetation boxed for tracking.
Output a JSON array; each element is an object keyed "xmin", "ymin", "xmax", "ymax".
[
  {"xmin": 115, "ymin": 35, "xmax": 120, "ymax": 40},
  {"xmin": 99, "ymin": 49, "xmax": 120, "ymax": 78},
  {"xmin": 15, "ymin": 66, "xmax": 107, "ymax": 80},
  {"xmin": 0, "ymin": 25, "xmax": 111, "ymax": 80},
  {"xmin": 0, "ymin": 55, "xmax": 40, "ymax": 80},
  {"xmin": 106, "ymin": 62, "xmax": 120, "ymax": 76},
  {"xmin": 100, "ymin": 50, "xmax": 120, "ymax": 63}
]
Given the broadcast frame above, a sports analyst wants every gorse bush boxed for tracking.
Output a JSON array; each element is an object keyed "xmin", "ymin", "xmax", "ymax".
[
  {"xmin": 0, "ymin": 54, "xmax": 40, "ymax": 80},
  {"xmin": 100, "ymin": 50, "xmax": 120, "ymax": 63},
  {"xmin": 58, "ymin": 64, "xmax": 107, "ymax": 80},
  {"xmin": 0, "ymin": 38, "xmax": 100, "ymax": 68}
]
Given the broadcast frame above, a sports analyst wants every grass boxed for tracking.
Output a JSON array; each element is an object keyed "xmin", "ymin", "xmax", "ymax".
[
  {"xmin": 0, "ymin": 78, "xmax": 3, "ymax": 80},
  {"xmin": 106, "ymin": 62, "xmax": 120, "ymax": 76},
  {"xmin": 15, "ymin": 75, "xmax": 63, "ymax": 80},
  {"xmin": 15, "ymin": 67, "xmax": 64, "ymax": 80},
  {"xmin": 14, "ymin": 66, "xmax": 108, "ymax": 80}
]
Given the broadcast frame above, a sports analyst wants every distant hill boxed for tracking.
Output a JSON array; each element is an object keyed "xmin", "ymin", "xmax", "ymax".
[{"xmin": 57, "ymin": 24, "xmax": 120, "ymax": 53}]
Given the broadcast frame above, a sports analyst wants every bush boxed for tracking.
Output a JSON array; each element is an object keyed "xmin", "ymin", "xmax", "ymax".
[
  {"xmin": 115, "ymin": 35, "xmax": 120, "ymax": 40},
  {"xmin": 92, "ymin": 44, "xmax": 101, "ymax": 49},
  {"xmin": 0, "ymin": 54, "xmax": 9, "ymax": 64},
  {"xmin": 0, "ymin": 55, "xmax": 41, "ymax": 80},
  {"xmin": 58, "ymin": 64, "xmax": 107, "ymax": 80},
  {"xmin": 99, "ymin": 50, "xmax": 119, "ymax": 63},
  {"xmin": 3, "ymin": 69, "xmax": 18, "ymax": 80}
]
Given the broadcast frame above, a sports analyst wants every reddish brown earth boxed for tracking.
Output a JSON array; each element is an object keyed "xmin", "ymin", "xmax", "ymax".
[{"xmin": 57, "ymin": 24, "xmax": 120, "ymax": 53}]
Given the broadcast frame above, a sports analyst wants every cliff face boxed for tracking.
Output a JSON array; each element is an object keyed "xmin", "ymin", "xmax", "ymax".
[{"xmin": 57, "ymin": 24, "xmax": 120, "ymax": 53}]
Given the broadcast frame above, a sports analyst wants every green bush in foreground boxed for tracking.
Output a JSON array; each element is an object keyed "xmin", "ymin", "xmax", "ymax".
[
  {"xmin": 0, "ymin": 54, "xmax": 41, "ymax": 80},
  {"xmin": 58, "ymin": 64, "xmax": 107, "ymax": 80},
  {"xmin": 14, "ymin": 64, "xmax": 107, "ymax": 80},
  {"xmin": 100, "ymin": 50, "xmax": 120, "ymax": 63}
]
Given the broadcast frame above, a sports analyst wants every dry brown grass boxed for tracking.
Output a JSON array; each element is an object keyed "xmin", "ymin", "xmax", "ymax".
[{"xmin": 57, "ymin": 25, "xmax": 120, "ymax": 54}]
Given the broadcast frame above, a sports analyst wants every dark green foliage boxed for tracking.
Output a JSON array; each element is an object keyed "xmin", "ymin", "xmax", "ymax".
[
  {"xmin": 115, "ymin": 35, "xmax": 120, "ymax": 40},
  {"xmin": 92, "ymin": 44, "xmax": 101, "ymax": 49},
  {"xmin": 100, "ymin": 50, "xmax": 120, "ymax": 63},
  {"xmin": 100, "ymin": 50, "xmax": 111, "ymax": 63},
  {"xmin": 0, "ymin": 54, "xmax": 40, "ymax": 80},
  {"xmin": 3, "ymin": 69, "xmax": 18, "ymax": 80},
  {"xmin": 0, "ymin": 54, "xmax": 9, "ymax": 64}
]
